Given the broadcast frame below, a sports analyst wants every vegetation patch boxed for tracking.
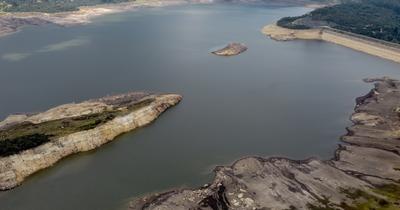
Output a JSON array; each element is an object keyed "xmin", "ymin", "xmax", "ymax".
[
  {"xmin": 277, "ymin": 15, "xmax": 311, "ymax": 30},
  {"xmin": 277, "ymin": 0, "xmax": 400, "ymax": 44},
  {"xmin": 0, "ymin": 97, "xmax": 155, "ymax": 157},
  {"xmin": 340, "ymin": 185, "xmax": 400, "ymax": 210},
  {"xmin": 0, "ymin": 134, "xmax": 51, "ymax": 157},
  {"xmin": 306, "ymin": 184, "xmax": 400, "ymax": 210}
]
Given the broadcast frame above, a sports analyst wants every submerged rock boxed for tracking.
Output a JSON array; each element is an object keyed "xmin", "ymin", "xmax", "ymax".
[
  {"xmin": 130, "ymin": 77, "xmax": 400, "ymax": 210},
  {"xmin": 0, "ymin": 92, "xmax": 182, "ymax": 190},
  {"xmin": 211, "ymin": 43, "xmax": 247, "ymax": 56}
]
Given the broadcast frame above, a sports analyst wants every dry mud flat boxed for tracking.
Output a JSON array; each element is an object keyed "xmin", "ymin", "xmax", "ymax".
[
  {"xmin": 0, "ymin": 92, "xmax": 181, "ymax": 190},
  {"xmin": 130, "ymin": 78, "xmax": 400, "ymax": 210}
]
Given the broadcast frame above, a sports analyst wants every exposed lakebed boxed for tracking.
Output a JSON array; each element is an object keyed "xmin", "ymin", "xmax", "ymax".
[{"xmin": 0, "ymin": 4, "xmax": 400, "ymax": 210}]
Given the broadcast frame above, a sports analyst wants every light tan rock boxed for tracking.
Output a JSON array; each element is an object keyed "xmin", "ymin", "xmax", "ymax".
[
  {"xmin": 0, "ymin": 93, "xmax": 181, "ymax": 190},
  {"xmin": 262, "ymin": 24, "xmax": 400, "ymax": 64}
]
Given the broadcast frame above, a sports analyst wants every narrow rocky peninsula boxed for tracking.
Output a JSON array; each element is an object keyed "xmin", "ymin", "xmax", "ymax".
[
  {"xmin": 0, "ymin": 92, "xmax": 181, "ymax": 190},
  {"xmin": 263, "ymin": 24, "xmax": 400, "ymax": 64},
  {"xmin": 130, "ymin": 77, "xmax": 400, "ymax": 209},
  {"xmin": 211, "ymin": 43, "xmax": 247, "ymax": 56}
]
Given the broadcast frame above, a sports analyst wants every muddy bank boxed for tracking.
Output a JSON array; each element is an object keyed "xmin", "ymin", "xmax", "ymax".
[
  {"xmin": 0, "ymin": 0, "xmax": 187, "ymax": 38},
  {"xmin": 262, "ymin": 24, "xmax": 400, "ymax": 64},
  {"xmin": 129, "ymin": 77, "xmax": 400, "ymax": 209},
  {"xmin": 0, "ymin": 92, "xmax": 182, "ymax": 190}
]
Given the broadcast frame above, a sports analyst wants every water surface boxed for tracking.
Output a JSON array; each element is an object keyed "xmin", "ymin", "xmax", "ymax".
[{"xmin": 0, "ymin": 4, "xmax": 400, "ymax": 210}]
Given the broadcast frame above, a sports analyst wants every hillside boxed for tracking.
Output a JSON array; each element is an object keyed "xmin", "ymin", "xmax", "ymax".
[
  {"xmin": 0, "ymin": 0, "xmax": 335, "ymax": 13},
  {"xmin": 0, "ymin": 0, "xmax": 134, "ymax": 13},
  {"xmin": 278, "ymin": 0, "xmax": 400, "ymax": 43}
]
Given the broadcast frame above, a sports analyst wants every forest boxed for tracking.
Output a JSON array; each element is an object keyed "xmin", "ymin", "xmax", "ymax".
[{"xmin": 278, "ymin": 0, "xmax": 400, "ymax": 43}]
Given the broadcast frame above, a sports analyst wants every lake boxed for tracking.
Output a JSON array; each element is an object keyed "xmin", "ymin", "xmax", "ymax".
[{"xmin": 0, "ymin": 3, "xmax": 399, "ymax": 210}]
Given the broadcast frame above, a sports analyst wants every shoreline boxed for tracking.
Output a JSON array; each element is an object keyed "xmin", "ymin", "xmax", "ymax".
[
  {"xmin": 129, "ymin": 78, "xmax": 400, "ymax": 209},
  {"xmin": 0, "ymin": 92, "xmax": 182, "ymax": 190},
  {"xmin": 0, "ymin": 1, "xmax": 331, "ymax": 39},
  {"xmin": 262, "ymin": 24, "xmax": 400, "ymax": 64},
  {"xmin": 0, "ymin": 0, "xmax": 189, "ymax": 39},
  {"xmin": 211, "ymin": 43, "xmax": 247, "ymax": 56}
]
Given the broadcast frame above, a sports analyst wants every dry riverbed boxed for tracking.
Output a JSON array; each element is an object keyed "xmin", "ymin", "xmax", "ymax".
[
  {"xmin": 129, "ymin": 77, "xmax": 400, "ymax": 209},
  {"xmin": 0, "ymin": 92, "xmax": 181, "ymax": 190}
]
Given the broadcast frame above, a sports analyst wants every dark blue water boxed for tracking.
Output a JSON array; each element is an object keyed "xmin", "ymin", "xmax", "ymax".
[{"xmin": 0, "ymin": 4, "xmax": 399, "ymax": 210}]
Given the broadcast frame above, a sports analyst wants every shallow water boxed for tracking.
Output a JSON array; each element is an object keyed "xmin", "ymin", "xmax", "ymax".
[{"xmin": 0, "ymin": 4, "xmax": 400, "ymax": 210}]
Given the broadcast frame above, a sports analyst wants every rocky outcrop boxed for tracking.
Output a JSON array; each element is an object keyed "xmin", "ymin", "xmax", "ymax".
[
  {"xmin": 0, "ymin": 92, "xmax": 182, "ymax": 190},
  {"xmin": 129, "ymin": 78, "xmax": 400, "ymax": 209},
  {"xmin": 211, "ymin": 43, "xmax": 247, "ymax": 56}
]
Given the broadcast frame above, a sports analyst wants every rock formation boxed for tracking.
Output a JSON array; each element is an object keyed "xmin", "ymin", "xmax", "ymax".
[
  {"xmin": 130, "ymin": 78, "xmax": 400, "ymax": 210},
  {"xmin": 0, "ymin": 92, "xmax": 182, "ymax": 190},
  {"xmin": 212, "ymin": 43, "xmax": 247, "ymax": 56}
]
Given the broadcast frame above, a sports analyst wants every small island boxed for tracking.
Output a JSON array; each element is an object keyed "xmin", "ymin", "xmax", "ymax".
[
  {"xmin": 0, "ymin": 92, "xmax": 181, "ymax": 190},
  {"xmin": 211, "ymin": 43, "xmax": 247, "ymax": 56}
]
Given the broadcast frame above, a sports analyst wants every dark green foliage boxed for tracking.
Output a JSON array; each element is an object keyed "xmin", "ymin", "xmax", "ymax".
[
  {"xmin": 311, "ymin": 1, "xmax": 400, "ymax": 43},
  {"xmin": 0, "ymin": 112, "xmax": 117, "ymax": 157},
  {"xmin": 278, "ymin": 0, "xmax": 400, "ymax": 43},
  {"xmin": 306, "ymin": 185, "xmax": 400, "ymax": 210},
  {"xmin": 0, "ymin": 134, "xmax": 50, "ymax": 157},
  {"xmin": 0, "ymin": 97, "xmax": 155, "ymax": 157},
  {"xmin": 277, "ymin": 16, "xmax": 311, "ymax": 29}
]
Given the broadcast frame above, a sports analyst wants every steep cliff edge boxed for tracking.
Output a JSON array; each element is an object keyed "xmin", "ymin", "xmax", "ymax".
[
  {"xmin": 129, "ymin": 78, "xmax": 400, "ymax": 209},
  {"xmin": 0, "ymin": 92, "xmax": 182, "ymax": 190}
]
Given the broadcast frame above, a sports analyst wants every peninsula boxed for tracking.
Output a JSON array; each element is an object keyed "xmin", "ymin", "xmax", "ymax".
[
  {"xmin": 262, "ymin": 24, "xmax": 400, "ymax": 63},
  {"xmin": 0, "ymin": 92, "xmax": 182, "ymax": 190},
  {"xmin": 262, "ymin": 0, "xmax": 400, "ymax": 63},
  {"xmin": 130, "ymin": 78, "xmax": 400, "ymax": 209}
]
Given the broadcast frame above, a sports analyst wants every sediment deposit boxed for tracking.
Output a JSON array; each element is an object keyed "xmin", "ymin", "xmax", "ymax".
[
  {"xmin": 0, "ymin": 92, "xmax": 182, "ymax": 190},
  {"xmin": 130, "ymin": 77, "xmax": 400, "ymax": 209}
]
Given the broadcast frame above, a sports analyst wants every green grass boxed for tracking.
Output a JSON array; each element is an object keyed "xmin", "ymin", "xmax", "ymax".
[
  {"xmin": 0, "ymin": 97, "xmax": 155, "ymax": 157},
  {"xmin": 307, "ymin": 184, "xmax": 400, "ymax": 210}
]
